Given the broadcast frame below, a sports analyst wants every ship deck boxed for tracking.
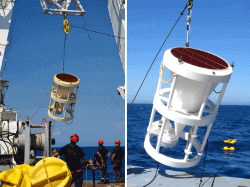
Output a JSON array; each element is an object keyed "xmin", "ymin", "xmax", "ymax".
[
  {"xmin": 127, "ymin": 165, "xmax": 250, "ymax": 187},
  {"xmin": 81, "ymin": 181, "xmax": 124, "ymax": 187}
]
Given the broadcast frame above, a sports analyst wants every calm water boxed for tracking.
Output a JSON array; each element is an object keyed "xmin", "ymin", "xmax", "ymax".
[
  {"xmin": 128, "ymin": 104, "xmax": 250, "ymax": 179},
  {"xmin": 49, "ymin": 146, "xmax": 125, "ymax": 181}
]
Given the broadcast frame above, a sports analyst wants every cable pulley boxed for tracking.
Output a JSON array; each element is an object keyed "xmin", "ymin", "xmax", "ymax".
[{"xmin": 63, "ymin": 13, "xmax": 70, "ymax": 33}]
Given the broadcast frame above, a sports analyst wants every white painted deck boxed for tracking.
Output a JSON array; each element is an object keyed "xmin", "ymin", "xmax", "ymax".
[{"xmin": 127, "ymin": 166, "xmax": 250, "ymax": 187}]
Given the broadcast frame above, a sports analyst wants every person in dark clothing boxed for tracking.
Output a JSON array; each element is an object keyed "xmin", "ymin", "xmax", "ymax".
[
  {"xmin": 54, "ymin": 134, "xmax": 92, "ymax": 187},
  {"xmin": 111, "ymin": 140, "xmax": 124, "ymax": 183},
  {"xmin": 94, "ymin": 154, "xmax": 102, "ymax": 167},
  {"xmin": 97, "ymin": 139, "xmax": 110, "ymax": 184}
]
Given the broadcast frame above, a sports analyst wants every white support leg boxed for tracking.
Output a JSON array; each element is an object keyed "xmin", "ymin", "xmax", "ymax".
[
  {"xmin": 156, "ymin": 117, "xmax": 167, "ymax": 153},
  {"xmin": 215, "ymin": 82, "xmax": 228, "ymax": 112},
  {"xmin": 199, "ymin": 123, "xmax": 213, "ymax": 154},
  {"xmin": 198, "ymin": 83, "xmax": 213, "ymax": 118},
  {"xmin": 147, "ymin": 107, "xmax": 156, "ymax": 132},
  {"xmin": 167, "ymin": 76, "xmax": 177, "ymax": 110},
  {"xmin": 184, "ymin": 126, "xmax": 198, "ymax": 161}
]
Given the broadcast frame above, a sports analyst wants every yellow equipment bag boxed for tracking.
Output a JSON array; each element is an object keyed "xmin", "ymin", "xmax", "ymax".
[
  {"xmin": 0, "ymin": 157, "xmax": 72, "ymax": 187},
  {"xmin": 0, "ymin": 163, "xmax": 33, "ymax": 187},
  {"xmin": 30, "ymin": 157, "xmax": 72, "ymax": 187}
]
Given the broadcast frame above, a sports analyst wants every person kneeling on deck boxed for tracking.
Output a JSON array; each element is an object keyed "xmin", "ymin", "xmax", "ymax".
[
  {"xmin": 97, "ymin": 139, "xmax": 110, "ymax": 184},
  {"xmin": 111, "ymin": 140, "xmax": 124, "ymax": 183},
  {"xmin": 54, "ymin": 134, "xmax": 93, "ymax": 187}
]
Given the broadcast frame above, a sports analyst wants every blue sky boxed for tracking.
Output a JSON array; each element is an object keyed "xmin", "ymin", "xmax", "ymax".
[
  {"xmin": 128, "ymin": 0, "xmax": 250, "ymax": 105},
  {"xmin": 3, "ymin": 0, "xmax": 125, "ymax": 146}
]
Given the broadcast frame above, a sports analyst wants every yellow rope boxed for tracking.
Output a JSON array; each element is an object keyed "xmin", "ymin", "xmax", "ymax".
[
  {"xmin": 42, "ymin": 158, "xmax": 52, "ymax": 187},
  {"xmin": 159, "ymin": 68, "xmax": 173, "ymax": 84}
]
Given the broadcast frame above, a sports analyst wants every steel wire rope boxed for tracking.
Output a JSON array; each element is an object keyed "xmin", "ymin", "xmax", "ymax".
[
  {"xmin": 198, "ymin": 116, "xmax": 234, "ymax": 187},
  {"xmin": 213, "ymin": 88, "xmax": 222, "ymax": 94},
  {"xmin": 142, "ymin": 147, "xmax": 162, "ymax": 187},
  {"xmin": 127, "ymin": 3, "xmax": 188, "ymax": 113},
  {"xmin": 81, "ymin": 16, "xmax": 124, "ymax": 112},
  {"xmin": 0, "ymin": 138, "xmax": 9, "ymax": 154},
  {"xmin": 200, "ymin": 151, "xmax": 232, "ymax": 187},
  {"xmin": 70, "ymin": 25, "xmax": 125, "ymax": 39},
  {"xmin": 63, "ymin": 33, "xmax": 68, "ymax": 73},
  {"xmin": 199, "ymin": 125, "xmax": 209, "ymax": 187},
  {"xmin": 30, "ymin": 33, "xmax": 68, "ymax": 120}
]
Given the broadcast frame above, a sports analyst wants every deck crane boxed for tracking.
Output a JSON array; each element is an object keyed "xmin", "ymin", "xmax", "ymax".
[
  {"xmin": 0, "ymin": 0, "xmax": 125, "ymax": 175},
  {"xmin": 0, "ymin": 0, "xmax": 87, "ymax": 172}
]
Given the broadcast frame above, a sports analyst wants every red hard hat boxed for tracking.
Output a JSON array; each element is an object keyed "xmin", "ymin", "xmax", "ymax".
[
  {"xmin": 98, "ymin": 139, "xmax": 104, "ymax": 145},
  {"xmin": 115, "ymin": 140, "xmax": 121, "ymax": 145},
  {"xmin": 70, "ymin": 134, "xmax": 79, "ymax": 143}
]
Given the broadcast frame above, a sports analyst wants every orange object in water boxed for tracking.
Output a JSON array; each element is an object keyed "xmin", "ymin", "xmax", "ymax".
[{"xmin": 223, "ymin": 146, "xmax": 235, "ymax": 151}]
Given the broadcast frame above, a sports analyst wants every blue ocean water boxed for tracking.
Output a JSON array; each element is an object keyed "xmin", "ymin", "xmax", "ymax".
[
  {"xmin": 128, "ymin": 104, "xmax": 250, "ymax": 179},
  {"xmin": 49, "ymin": 146, "xmax": 125, "ymax": 181}
]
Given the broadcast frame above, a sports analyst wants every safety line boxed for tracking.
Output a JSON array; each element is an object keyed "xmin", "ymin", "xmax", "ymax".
[
  {"xmin": 81, "ymin": 17, "xmax": 125, "ymax": 112},
  {"xmin": 42, "ymin": 158, "xmax": 52, "ymax": 187},
  {"xmin": 70, "ymin": 25, "xmax": 125, "ymax": 39},
  {"xmin": 127, "ymin": 3, "xmax": 188, "ymax": 113},
  {"xmin": 30, "ymin": 33, "xmax": 68, "ymax": 120}
]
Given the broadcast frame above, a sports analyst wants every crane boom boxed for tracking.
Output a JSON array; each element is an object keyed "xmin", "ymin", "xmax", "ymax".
[
  {"xmin": 106, "ymin": 0, "xmax": 125, "ymax": 74},
  {"xmin": 0, "ymin": 0, "xmax": 15, "ymax": 74},
  {"xmin": 106, "ymin": 0, "xmax": 125, "ymax": 99}
]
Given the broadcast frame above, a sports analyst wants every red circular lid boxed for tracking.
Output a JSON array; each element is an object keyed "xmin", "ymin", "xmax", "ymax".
[{"xmin": 171, "ymin": 48, "xmax": 228, "ymax": 70}]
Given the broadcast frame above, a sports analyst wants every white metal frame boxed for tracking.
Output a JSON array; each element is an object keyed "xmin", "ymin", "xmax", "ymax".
[
  {"xmin": 40, "ymin": 0, "xmax": 85, "ymax": 16},
  {"xmin": 48, "ymin": 73, "xmax": 80, "ymax": 122},
  {"xmin": 144, "ymin": 47, "xmax": 233, "ymax": 168}
]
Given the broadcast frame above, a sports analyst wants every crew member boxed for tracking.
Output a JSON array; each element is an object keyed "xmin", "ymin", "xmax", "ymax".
[
  {"xmin": 97, "ymin": 139, "xmax": 110, "ymax": 184},
  {"xmin": 54, "ymin": 134, "xmax": 92, "ymax": 187},
  {"xmin": 111, "ymin": 140, "xmax": 124, "ymax": 183},
  {"xmin": 94, "ymin": 153, "xmax": 102, "ymax": 167}
]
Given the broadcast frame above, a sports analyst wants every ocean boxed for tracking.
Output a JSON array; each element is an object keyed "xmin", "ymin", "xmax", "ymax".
[
  {"xmin": 127, "ymin": 104, "xmax": 250, "ymax": 179},
  {"xmin": 50, "ymin": 146, "xmax": 125, "ymax": 181}
]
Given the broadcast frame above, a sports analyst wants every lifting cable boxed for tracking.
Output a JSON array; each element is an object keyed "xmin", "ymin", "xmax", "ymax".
[
  {"xmin": 62, "ymin": 33, "xmax": 68, "ymax": 73},
  {"xmin": 199, "ymin": 122, "xmax": 233, "ymax": 187},
  {"xmin": 70, "ymin": 25, "xmax": 125, "ymax": 39},
  {"xmin": 81, "ymin": 16, "xmax": 125, "ymax": 112},
  {"xmin": 200, "ymin": 156, "xmax": 231, "ymax": 187},
  {"xmin": 185, "ymin": 0, "xmax": 193, "ymax": 47},
  {"xmin": 142, "ymin": 147, "xmax": 162, "ymax": 187},
  {"xmin": 127, "ymin": 1, "xmax": 189, "ymax": 113},
  {"xmin": 199, "ymin": 125, "xmax": 209, "ymax": 187},
  {"xmin": 30, "ymin": 33, "xmax": 68, "ymax": 120}
]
